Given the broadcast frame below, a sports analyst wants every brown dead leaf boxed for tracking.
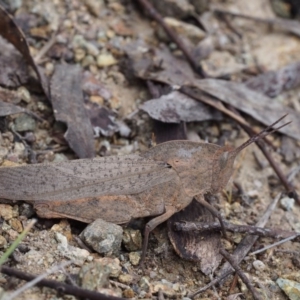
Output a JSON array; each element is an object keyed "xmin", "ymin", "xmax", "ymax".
[
  {"xmin": 0, "ymin": 37, "xmax": 28, "ymax": 87},
  {"xmin": 168, "ymin": 199, "xmax": 222, "ymax": 275},
  {"xmin": 140, "ymin": 91, "xmax": 222, "ymax": 123},
  {"xmin": 85, "ymin": 102, "xmax": 131, "ymax": 137},
  {"xmin": 50, "ymin": 64, "xmax": 95, "ymax": 158},
  {"xmin": 0, "ymin": 101, "xmax": 26, "ymax": 117},
  {"xmin": 245, "ymin": 61, "xmax": 300, "ymax": 98},
  {"xmin": 127, "ymin": 44, "xmax": 300, "ymax": 140},
  {"xmin": 196, "ymin": 79, "xmax": 300, "ymax": 140},
  {"xmin": 0, "ymin": 4, "xmax": 49, "ymax": 98},
  {"xmin": 82, "ymin": 72, "xmax": 112, "ymax": 100},
  {"xmin": 0, "ymin": 88, "xmax": 21, "ymax": 104}
]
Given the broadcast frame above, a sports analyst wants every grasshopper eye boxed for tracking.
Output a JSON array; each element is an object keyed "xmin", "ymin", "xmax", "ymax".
[{"xmin": 219, "ymin": 151, "xmax": 228, "ymax": 169}]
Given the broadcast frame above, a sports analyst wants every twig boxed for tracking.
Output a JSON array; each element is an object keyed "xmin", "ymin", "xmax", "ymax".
[
  {"xmin": 137, "ymin": 0, "xmax": 205, "ymax": 77},
  {"xmin": 229, "ymin": 274, "xmax": 239, "ymax": 294},
  {"xmin": 180, "ymin": 86, "xmax": 249, "ymax": 126},
  {"xmin": 219, "ymin": 248, "xmax": 262, "ymax": 300},
  {"xmin": 73, "ymin": 236, "xmax": 92, "ymax": 252},
  {"xmin": 174, "ymin": 220, "xmax": 300, "ymax": 240},
  {"xmin": 61, "ymin": 266, "xmax": 78, "ymax": 287},
  {"xmin": 209, "ymin": 273, "xmax": 221, "ymax": 300},
  {"xmin": 34, "ymin": 33, "xmax": 57, "ymax": 64},
  {"xmin": 3, "ymin": 261, "xmax": 72, "ymax": 300},
  {"xmin": 188, "ymin": 270, "xmax": 232, "ymax": 298},
  {"xmin": 109, "ymin": 280, "xmax": 131, "ymax": 290},
  {"xmin": 250, "ymin": 234, "xmax": 299, "ymax": 255},
  {"xmin": 10, "ymin": 128, "xmax": 37, "ymax": 164},
  {"xmin": 0, "ymin": 266, "xmax": 126, "ymax": 300}
]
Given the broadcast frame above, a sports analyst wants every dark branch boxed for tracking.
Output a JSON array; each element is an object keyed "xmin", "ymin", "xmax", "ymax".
[
  {"xmin": 0, "ymin": 266, "xmax": 126, "ymax": 300},
  {"xmin": 219, "ymin": 248, "xmax": 262, "ymax": 300},
  {"xmin": 174, "ymin": 220, "xmax": 300, "ymax": 241}
]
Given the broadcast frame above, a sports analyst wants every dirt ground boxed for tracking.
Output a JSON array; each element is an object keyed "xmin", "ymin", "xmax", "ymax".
[{"xmin": 0, "ymin": 0, "xmax": 300, "ymax": 299}]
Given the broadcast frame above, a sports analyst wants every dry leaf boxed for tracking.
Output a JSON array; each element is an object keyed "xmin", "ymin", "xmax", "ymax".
[
  {"xmin": 140, "ymin": 91, "xmax": 222, "ymax": 123},
  {"xmin": 50, "ymin": 64, "xmax": 95, "ymax": 158}
]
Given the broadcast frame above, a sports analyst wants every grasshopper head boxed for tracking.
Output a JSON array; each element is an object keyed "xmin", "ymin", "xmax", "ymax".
[
  {"xmin": 210, "ymin": 146, "xmax": 237, "ymax": 194},
  {"xmin": 209, "ymin": 114, "xmax": 290, "ymax": 194}
]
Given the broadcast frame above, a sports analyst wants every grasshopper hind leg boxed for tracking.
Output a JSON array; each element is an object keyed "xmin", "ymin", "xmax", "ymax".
[{"xmin": 140, "ymin": 205, "xmax": 178, "ymax": 269}]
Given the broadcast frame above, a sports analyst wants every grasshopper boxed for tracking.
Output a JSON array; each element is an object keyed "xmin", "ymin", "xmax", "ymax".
[{"xmin": 0, "ymin": 116, "xmax": 289, "ymax": 263}]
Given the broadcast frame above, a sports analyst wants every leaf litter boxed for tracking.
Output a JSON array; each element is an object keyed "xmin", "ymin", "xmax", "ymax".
[{"xmin": 0, "ymin": 0, "xmax": 299, "ymax": 299}]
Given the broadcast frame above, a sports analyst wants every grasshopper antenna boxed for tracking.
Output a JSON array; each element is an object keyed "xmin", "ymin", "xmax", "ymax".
[{"xmin": 232, "ymin": 114, "xmax": 290, "ymax": 156}]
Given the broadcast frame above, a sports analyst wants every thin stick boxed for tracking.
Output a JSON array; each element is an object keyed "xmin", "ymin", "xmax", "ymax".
[
  {"xmin": 188, "ymin": 270, "xmax": 232, "ymax": 298},
  {"xmin": 34, "ymin": 33, "xmax": 57, "ymax": 64},
  {"xmin": 250, "ymin": 234, "xmax": 299, "ymax": 255},
  {"xmin": 4, "ymin": 261, "xmax": 72, "ymax": 300},
  {"xmin": 219, "ymin": 248, "xmax": 262, "ymax": 300},
  {"xmin": 109, "ymin": 280, "xmax": 131, "ymax": 290},
  {"xmin": 174, "ymin": 220, "xmax": 299, "ymax": 240},
  {"xmin": 137, "ymin": 0, "xmax": 205, "ymax": 76},
  {"xmin": 0, "ymin": 266, "xmax": 125, "ymax": 300}
]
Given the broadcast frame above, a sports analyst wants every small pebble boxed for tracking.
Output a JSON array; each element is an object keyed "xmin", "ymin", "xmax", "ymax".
[
  {"xmin": 9, "ymin": 218, "xmax": 23, "ymax": 233},
  {"xmin": 129, "ymin": 251, "xmax": 141, "ymax": 266},
  {"xmin": 14, "ymin": 114, "xmax": 36, "ymax": 132},
  {"xmin": 55, "ymin": 232, "xmax": 89, "ymax": 266},
  {"xmin": 277, "ymin": 278, "xmax": 300, "ymax": 299},
  {"xmin": 90, "ymin": 95, "xmax": 104, "ymax": 105},
  {"xmin": 0, "ymin": 236, "xmax": 7, "ymax": 248},
  {"xmin": 97, "ymin": 53, "xmax": 117, "ymax": 67},
  {"xmin": 118, "ymin": 274, "xmax": 133, "ymax": 284},
  {"xmin": 23, "ymin": 132, "xmax": 36, "ymax": 143},
  {"xmin": 13, "ymin": 142, "xmax": 26, "ymax": 158},
  {"xmin": 253, "ymin": 260, "xmax": 266, "ymax": 271},
  {"xmin": 16, "ymin": 86, "xmax": 31, "ymax": 103},
  {"xmin": 0, "ymin": 204, "xmax": 14, "ymax": 220},
  {"xmin": 82, "ymin": 55, "xmax": 96, "ymax": 68},
  {"xmin": 79, "ymin": 262, "xmax": 110, "ymax": 291},
  {"xmin": 149, "ymin": 271, "xmax": 157, "ymax": 279},
  {"xmin": 280, "ymin": 197, "xmax": 295, "ymax": 211},
  {"xmin": 123, "ymin": 289, "xmax": 135, "ymax": 298},
  {"xmin": 80, "ymin": 219, "xmax": 123, "ymax": 255},
  {"xmin": 51, "ymin": 219, "xmax": 72, "ymax": 241},
  {"xmin": 139, "ymin": 276, "xmax": 151, "ymax": 292},
  {"xmin": 153, "ymin": 281, "xmax": 176, "ymax": 297},
  {"xmin": 74, "ymin": 48, "xmax": 86, "ymax": 62},
  {"xmin": 122, "ymin": 228, "xmax": 142, "ymax": 251},
  {"xmin": 96, "ymin": 257, "xmax": 121, "ymax": 277},
  {"xmin": 6, "ymin": 229, "xmax": 19, "ymax": 241}
]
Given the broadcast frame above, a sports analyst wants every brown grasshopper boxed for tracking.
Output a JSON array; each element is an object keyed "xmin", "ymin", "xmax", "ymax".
[{"xmin": 0, "ymin": 116, "xmax": 289, "ymax": 263}]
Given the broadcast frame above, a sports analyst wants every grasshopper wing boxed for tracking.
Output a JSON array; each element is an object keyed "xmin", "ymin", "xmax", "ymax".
[{"xmin": 0, "ymin": 154, "xmax": 174, "ymax": 201}]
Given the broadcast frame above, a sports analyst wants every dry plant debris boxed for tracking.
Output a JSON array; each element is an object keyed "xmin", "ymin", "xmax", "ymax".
[{"xmin": 0, "ymin": 0, "xmax": 299, "ymax": 299}]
